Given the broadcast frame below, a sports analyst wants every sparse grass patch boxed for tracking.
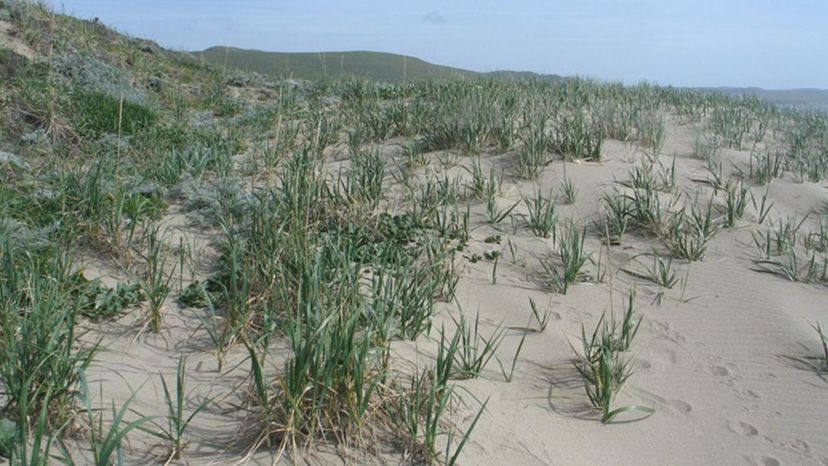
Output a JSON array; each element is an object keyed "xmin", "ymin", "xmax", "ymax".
[
  {"xmin": 720, "ymin": 180, "xmax": 749, "ymax": 228},
  {"xmin": 623, "ymin": 252, "xmax": 679, "ymax": 289},
  {"xmin": 664, "ymin": 202, "xmax": 718, "ymax": 261},
  {"xmin": 541, "ymin": 223, "xmax": 590, "ymax": 293},
  {"xmin": 448, "ymin": 311, "xmax": 506, "ymax": 380},
  {"xmin": 143, "ymin": 357, "xmax": 210, "ymax": 462},
  {"xmin": 559, "ymin": 177, "xmax": 577, "ymax": 205},
  {"xmin": 137, "ymin": 224, "xmax": 176, "ymax": 333},
  {"xmin": 791, "ymin": 322, "xmax": 828, "ymax": 377},
  {"xmin": 523, "ymin": 188, "xmax": 557, "ymax": 238},
  {"xmin": 571, "ymin": 300, "xmax": 652, "ymax": 424}
]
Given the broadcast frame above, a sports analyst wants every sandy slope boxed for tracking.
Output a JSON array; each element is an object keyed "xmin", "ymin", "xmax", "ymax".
[{"xmin": 78, "ymin": 116, "xmax": 828, "ymax": 466}]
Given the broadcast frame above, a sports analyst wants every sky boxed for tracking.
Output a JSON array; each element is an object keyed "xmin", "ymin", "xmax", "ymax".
[{"xmin": 50, "ymin": 1, "xmax": 828, "ymax": 89}]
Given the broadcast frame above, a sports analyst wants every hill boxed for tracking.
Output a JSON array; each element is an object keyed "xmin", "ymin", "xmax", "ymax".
[{"xmin": 196, "ymin": 46, "xmax": 477, "ymax": 82}]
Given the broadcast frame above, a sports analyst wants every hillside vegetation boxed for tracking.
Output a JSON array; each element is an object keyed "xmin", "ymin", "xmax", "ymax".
[
  {"xmin": 197, "ymin": 46, "xmax": 477, "ymax": 82},
  {"xmin": 1, "ymin": 2, "xmax": 828, "ymax": 466},
  {"xmin": 198, "ymin": 47, "xmax": 827, "ymax": 112}
]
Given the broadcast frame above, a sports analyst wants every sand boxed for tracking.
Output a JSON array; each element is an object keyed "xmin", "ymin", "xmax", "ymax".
[
  {"xmin": 0, "ymin": 20, "xmax": 36, "ymax": 59},
  {"xmin": 75, "ymin": 114, "xmax": 828, "ymax": 466}
]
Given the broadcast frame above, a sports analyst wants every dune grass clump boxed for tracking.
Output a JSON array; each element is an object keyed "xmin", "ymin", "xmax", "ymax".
[
  {"xmin": 525, "ymin": 298, "xmax": 552, "ymax": 333},
  {"xmin": 572, "ymin": 292, "xmax": 652, "ymax": 424},
  {"xmin": 692, "ymin": 133, "xmax": 721, "ymax": 162},
  {"xmin": 559, "ymin": 176, "xmax": 578, "ymax": 205},
  {"xmin": 636, "ymin": 109, "xmax": 667, "ymax": 156},
  {"xmin": 709, "ymin": 102, "xmax": 753, "ymax": 149},
  {"xmin": 752, "ymin": 215, "xmax": 828, "ymax": 283},
  {"xmin": 517, "ymin": 117, "xmax": 550, "ymax": 179},
  {"xmin": 485, "ymin": 174, "xmax": 518, "ymax": 225},
  {"xmin": 664, "ymin": 203, "xmax": 719, "ymax": 261},
  {"xmin": 369, "ymin": 264, "xmax": 438, "ymax": 341},
  {"xmin": 749, "ymin": 148, "xmax": 784, "ymax": 184},
  {"xmin": 388, "ymin": 368, "xmax": 488, "ymax": 465},
  {"xmin": 550, "ymin": 111, "xmax": 603, "ymax": 161},
  {"xmin": 523, "ymin": 188, "xmax": 557, "ymax": 238},
  {"xmin": 246, "ymin": 308, "xmax": 385, "ymax": 456},
  {"xmin": 600, "ymin": 190, "xmax": 631, "ymax": 242},
  {"xmin": 720, "ymin": 180, "xmax": 749, "ymax": 228},
  {"xmin": 797, "ymin": 322, "xmax": 828, "ymax": 376},
  {"xmin": 0, "ymin": 240, "xmax": 102, "ymax": 463},
  {"xmin": 0, "ymin": 242, "xmax": 98, "ymax": 432},
  {"xmin": 447, "ymin": 311, "xmax": 506, "ymax": 380},
  {"xmin": 138, "ymin": 224, "xmax": 176, "ymax": 333},
  {"xmin": 144, "ymin": 356, "xmax": 209, "ymax": 462},
  {"xmin": 349, "ymin": 147, "xmax": 386, "ymax": 208},
  {"xmin": 754, "ymin": 244, "xmax": 828, "ymax": 283},
  {"xmin": 70, "ymin": 380, "xmax": 151, "ymax": 466},
  {"xmin": 541, "ymin": 223, "xmax": 590, "ymax": 293},
  {"xmin": 623, "ymin": 252, "xmax": 678, "ymax": 289}
]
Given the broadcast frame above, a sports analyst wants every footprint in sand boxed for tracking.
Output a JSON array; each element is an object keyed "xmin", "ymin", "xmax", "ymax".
[
  {"xmin": 709, "ymin": 362, "xmax": 742, "ymax": 387},
  {"xmin": 637, "ymin": 347, "xmax": 678, "ymax": 373},
  {"xmin": 727, "ymin": 420, "xmax": 758, "ymax": 437},
  {"xmin": 643, "ymin": 391, "xmax": 692, "ymax": 414},
  {"xmin": 742, "ymin": 454, "xmax": 781, "ymax": 466},
  {"xmin": 741, "ymin": 389, "xmax": 760, "ymax": 399},
  {"xmin": 760, "ymin": 457, "xmax": 780, "ymax": 466},
  {"xmin": 639, "ymin": 345, "xmax": 679, "ymax": 373},
  {"xmin": 665, "ymin": 398, "xmax": 692, "ymax": 414}
]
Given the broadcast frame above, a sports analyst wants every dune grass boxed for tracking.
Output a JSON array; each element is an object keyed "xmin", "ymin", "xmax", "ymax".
[
  {"xmin": 572, "ymin": 293, "xmax": 652, "ymax": 424},
  {"xmin": 2, "ymin": 3, "xmax": 828, "ymax": 461}
]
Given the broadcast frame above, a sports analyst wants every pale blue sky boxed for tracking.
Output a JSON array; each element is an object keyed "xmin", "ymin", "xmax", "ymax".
[{"xmin": 51, "ymin": 1, "xmax": 828, "ymax": 89}]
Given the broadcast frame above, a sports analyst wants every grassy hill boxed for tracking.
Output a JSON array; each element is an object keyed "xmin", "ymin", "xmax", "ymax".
[{"xmin": 196, "ymin": 47, "xmax": 478, "ymax": 82}]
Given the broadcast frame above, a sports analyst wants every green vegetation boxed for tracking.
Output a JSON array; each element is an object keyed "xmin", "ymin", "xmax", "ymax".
[
  {"xmin": 1, "ymin": 1, "xmax": 828, "ymax": 463},
  {"xmin": 198, "ymin": 47, "xmax": 476, "ymax": 82},
  {"xmin": 572, "ymin": 293, "xmax": 652, "ymax": 424}
]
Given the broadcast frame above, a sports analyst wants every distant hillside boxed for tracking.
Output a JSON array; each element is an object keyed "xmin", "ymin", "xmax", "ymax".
[
  {"xmin": 196, "ymin": 47, "xmax": 478, "ymax": 82},
  {"xmin": 484, "ymin": 70, "xmax": 565, "ymax": 83},
  {"xmin": 197, "ymin": 46, "xmax": 827, "ymax": 111},
  {"xmin": 702, "ymin": 87, "xmax": 828, "ymax": 112}
]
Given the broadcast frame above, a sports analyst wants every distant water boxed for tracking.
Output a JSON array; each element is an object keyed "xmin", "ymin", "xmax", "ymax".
[
  {"xmin": 699, "ymin": 88, "xmax": 828, "ymax": 114},
  {"xmin": 781, "ymin": 102, "xmax": 828, "ymax": 113}
]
